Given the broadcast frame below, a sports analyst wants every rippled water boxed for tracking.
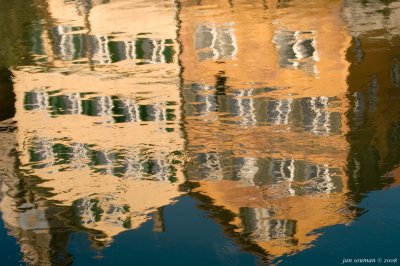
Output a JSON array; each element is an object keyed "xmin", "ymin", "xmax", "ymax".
[{"xmin": 0, "ymin": 0, "xmax": 399, "ymax": 265}]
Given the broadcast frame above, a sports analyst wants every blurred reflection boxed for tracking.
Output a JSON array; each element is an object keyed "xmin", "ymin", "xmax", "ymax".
[
  {"xmin": 195, "ymin": 23, "xmax": 237, "ymax": 61},
  {"xmin": 2, "ymin": 0, "xmax": 184, "ymax": 264},
  {"xmin": 183, "ymin": 84, "xmax": 342, "ymax": 134},
  {"xmin": 51, "ymin": 25, "xmax": 176, "ymax": 64},
  {"xmin": 0, "ymin": 0, "xmax": 400, "ymax": 265},
  {"xmin": 179, "ymin": 0, "xmax": 353, "ymax": 259},
  {"xmin": 343, "ymin": 0, "xmax": 400, "ymax": 200},
  {"xmin": 273, "ymin": 30, "xmax": 319, "ymax": 76},
  {"xmin": 179, "ymin": 0, "xmax": 400, "ymax": 260}
]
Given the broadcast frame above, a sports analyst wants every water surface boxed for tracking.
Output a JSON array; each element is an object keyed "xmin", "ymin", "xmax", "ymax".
[{"xmin": 0, "ymin": 0, "xmax": 400, "ymax": 265}]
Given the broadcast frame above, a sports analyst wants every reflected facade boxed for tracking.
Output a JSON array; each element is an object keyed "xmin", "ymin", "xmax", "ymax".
[
  {"xmin": 0, "ymin": 0, "xmax": 400, "ymax": 265},
  {"xmin": 3, "ymin": 0, "xmax": 185, "ymax": 262}
]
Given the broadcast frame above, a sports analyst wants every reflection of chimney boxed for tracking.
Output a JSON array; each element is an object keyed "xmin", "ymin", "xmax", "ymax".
[
  {"xmin": 152, "ymin": 207, "xmax": 165, "ymax": 233},
  {"xmin": 215, "ymin": 71, "xmax": 228, "ymax": 96}
]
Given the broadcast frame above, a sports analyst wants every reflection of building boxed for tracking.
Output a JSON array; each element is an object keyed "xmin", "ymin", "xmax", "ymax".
[
  {"xmin": 343, "ymin": 0, "xmax": 400, "ymax": 198},
  {"xmin": 180, "ymin": 0, "xmax": 353, "ymax": 258},
  {"xmin": 0, "ymin": 162, "xmax": 52, "ymax": 266},
  {"xmin": 3, "ymin": 0, "xmax": 400, "ymax": 264},
  {"xmin": 342, "ymin": 0, "xmax": 400, "ymax": 37},
  {"xmin": 44, "ymin": 0, "xmax": 178, "ymax": 64},
  {"xmin": 179, "ymin": 0, "xmax": 351, "ymax": 98},
  {"xmin": 50, "ymin": 25, "xmax": 176, "ymax": 64},
  {"xmin": 0, "ymin": 127, "xmax": 75, "ymax": 266},
  {"xmin": 189, "ymin": 155, "xmax": 342, "ymax": 195},
  {"xmin": 11, "ymin": 0, "xmax": 184, "ymax": 252},
  {"xmin": 184, "ymin": 84, "xmax": 343, "ymax": 135}
]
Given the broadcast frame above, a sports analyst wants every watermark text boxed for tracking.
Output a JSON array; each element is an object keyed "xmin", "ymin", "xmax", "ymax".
[{"xmin": 341, "ymin": 258, "xmax": 398, "ymax": 264}]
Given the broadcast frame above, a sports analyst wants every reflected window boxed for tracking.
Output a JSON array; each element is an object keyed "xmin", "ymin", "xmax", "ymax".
[
  {"xmin": 187, "ymin": 152, "xmax": 342, "ymax": 196},
  {"xmin": 82, "ymin": 95, "xmax": 113, "ymax": 117},
  {"xmin": 73, "ymin": 196, "xmax": 131, "ymax": 229},
  {"xmin": 70, "ymin": 143, "xmax": 89, "ymax": 169},
  {"xmin": 268, "ymin": 158, "xmax": 296, "ymax": 195},
  {"xmin": 24, "ymin": 90, "xmax": 49, "ymax": 111},
  {"xmin": 25, "ymin": 138, "xmax": 181, "ymax": 181},
  {"xmin": 49, "ymin": 93, "xmax": 82, "ymax": 115},
  {"xmin": 293, "ymin": 163, "xmax": 339, "ymax": 195},
  {"xmin": 241, "ymin": 208, "xmax": 297, "ymax": 242},
  {"xmin": 195, "ymin": 23, "xmax": 237, "ymax": 61},
  {"xmin": 133, "ymin": 38, "xmax": 175, "ymax": 64},
  {"xmin": 299, "ymin": 96, "xmax": 341, "ymax": 135},
  {"xmin": 92, "ymin": 35, "xmax": 112, "ymax": 64},
  {"xmin": 96, "ymin": 37, "xmax": 175, "ymax": 64},
  {"xmin": 234, "ymin": 89, "xmax": 257, "ymax": 126},
  {"xmin": 267, "ymin": 98, "xmax": 293, "ymax": 125},
  {"xmin": 51, "ymin": 25, "xmax": 85, "ymax": 61},
  {"xmin": 30, "ymin": 23, "xmax": 45, "ymax": 56},
  {"xmin": 203, "ymin": 152, "xmax": 224, "ymax": 181},
  {"xmin": 28, "ymin": 138, "xmax": 55, "ymax": 169},
  {"xmin": 189, "ymin": 152, "xmax": 224, "ymax": 181},
  {"xmin": 306, "ymin": 96, "xmax": 331, "ymax": 135},
  {"xmin": 23, "ymin": 91, "xmax": 176, "ymax": 126},
  {"xmin": 266, "ymin": 158, "xmax": 342, "ymax": 196},
  {"xmin": 236, "ymin": 157, "xmax": 259, "ymax": 185},
  {"xmin": 182, "ymin": 84, "xmax": 342, "ymax": 135},
  {"xmin": 50, "ymin": 25, "xmax": 175, "ymax": 64},
  {"xmin": 73, "ymin": 197, "xmax": 104, "ymax": 225},
  {"xmin": 184, "ymin": 84, "xmax": 218, "ymax": 115},
  {"xmin": 273, "ymin": 30, "xmax": 319, "ymax": 75}
]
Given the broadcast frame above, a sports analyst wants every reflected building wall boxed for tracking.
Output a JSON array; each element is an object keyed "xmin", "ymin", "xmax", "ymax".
[
  {"xmin": 179, "ymin": 0, "xmax": 354, "ymax": 258},
  {"xmin": 179, "ymin": 0, "xmax": 350, "ymax": 98},
  {"xmin": 0, "ymin": 2, "xmax": 78, "ymax": 264},
  {"xmin": 0, "ymin": 130, "xmax": 115, "ymax": 265},
  {"xmin": 3, "ymin": 0, "xmax": 400, "ymax": 264},
  {"xmin": 0, "ymin": 131, "xmax": 51, "ymax": 266},
  {"xmin": 343, "ymin": 0, "xmax": 400, "ymax": 198},
  {"xmin": 10, "ymin": 0, "xmax": 185, "ymax": 254},
  {"xmin": 0, "ymin": 127, "xmax": 79, "ymax": 266}
]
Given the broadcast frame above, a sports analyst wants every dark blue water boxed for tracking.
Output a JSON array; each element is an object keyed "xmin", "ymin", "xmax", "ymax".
[
  {"xmin": 68, "ymin": 196, "xmax": 258, "ymax": 266},
  {"xmin": 66, "ymin": 189, "xmax": 400, "ymax": 266},
  {"xmin": 0, "ymin": 218, "xmax": 23, "ymax": 265},
  {"xmin": 275, "ymin": 186, "xmax": 400, "ymax": 265}
]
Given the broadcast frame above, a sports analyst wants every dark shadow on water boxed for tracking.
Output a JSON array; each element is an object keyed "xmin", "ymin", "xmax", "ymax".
[{"xmin": 0, "ymin": 68, "xmax": 15, "ymax": 122}]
